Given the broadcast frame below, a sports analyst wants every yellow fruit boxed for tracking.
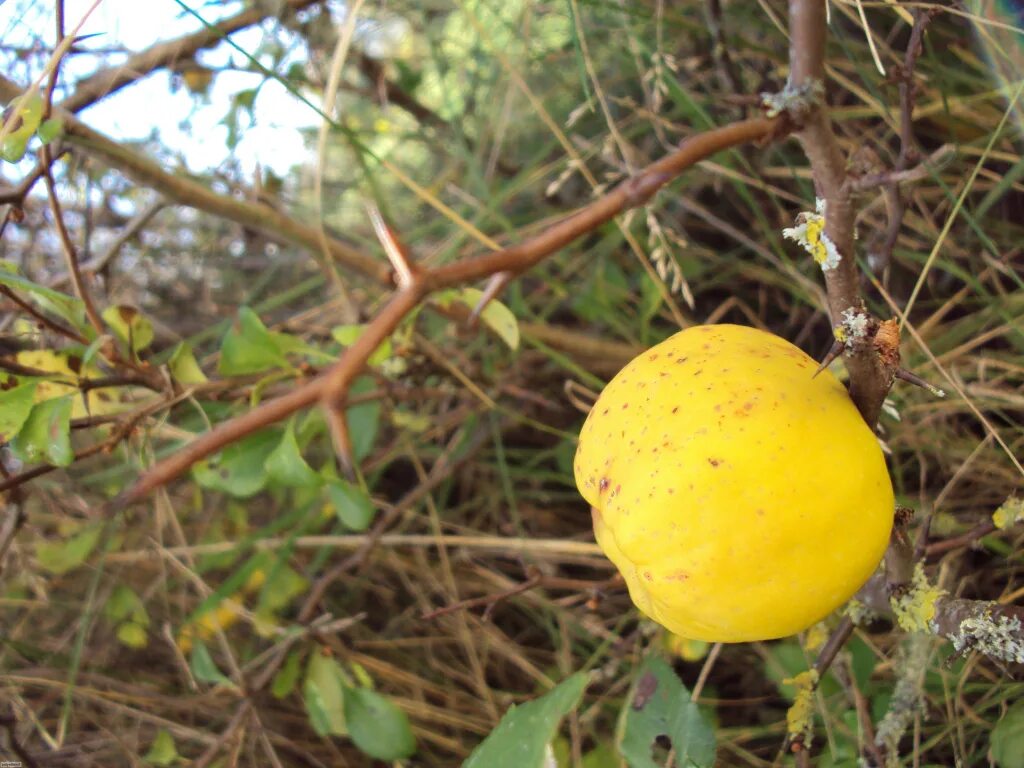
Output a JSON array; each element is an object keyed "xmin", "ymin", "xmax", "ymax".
[{"xmin": 574, "ymin": 324, "xmax": 893, "ymax": 642}]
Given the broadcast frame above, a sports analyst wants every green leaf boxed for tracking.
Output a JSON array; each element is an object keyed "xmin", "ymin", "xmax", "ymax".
[
  {"xmin": 256, "ymin": 562, "xmax": 308, "ymax": 614},
  {"xmin": 437, "ymin": 288, "xmax": 520, "ymax": 350},
  {"xmin": 102, "ymin": 304, "xmax": 154, "ymax": 353},
  {"xmin": 991, "ymin": 699, "xmax": 1024, "ymax": 768},
  {"xmin": 144, "ymin": 729, "xmax": 179, "ymax": 766},
  {"xmin": 331, "ymin": 324, "xmax": 393, "ymax": 365},
  {"xmin": 464, "ymin": 673, "xmax": 589, "ymax": 768},
  {"xmin": 35, "ymin": 522, "xmax": 102, "ymax": 575},
  {"xmin": 0, "ymin": 380, "xmax": 38, "ymax": 443},
  {"xmin": 167, "ymin": 342, "xmax": 208, "ymax": 384},
  {"xmin": 116, "ymin": 621, "xmax": 149, "ymax": 648},
  {"xmin": 345, "ymin": 686, "xmax": 416, "ymax": 761},
  {"xmin": 303, "ymin": 651, "xmax": 348, "ymax": 736},
  {"xmin": 0, "ymin": 266, "xmax": 87, "ymax": 332},
  {"xmin": 264, "ymin": 421, "xmax": 321, "ymax": 488},
  {"xmin": 190, "ymin": 640, "xmax": 234, "ymax": 687},
  {"xmin": 347, "ymin": 376, "xmax": 380, "ymax": 461},
  {"xmin": 37, "ymin": 117, "xmax": 63, "ymax": 144},
  {"xmin": 326, "ymin": 478, "xmax": 375, "ymax": 531},
  {"xmin": 192, "ymin": 429, "xmax": 279, "ymax": 498},
  {"xmin": 9, "ymin": 395, "xmax": 73, "ymax": 467},
  {"xmin": 272, "ymin": 649, "xmax": 304, "ymax": 699},
  {"xmin": 1, "ymin": 90, "xmax": 43, "ymax": 163},
  {"xmin": 617, "ymin": 657, "xmax": 716, "ymax": 768},
  {"xmin": 218, "ymin": 307, "xmax": 290, "ymax": 375},
  {"xmin": 463, "ymin": 288, "xmax": 520, "ymax": 350},
  {"xmin": 105, "ymin": 584, "xmax": 149, "ymax": 625}
]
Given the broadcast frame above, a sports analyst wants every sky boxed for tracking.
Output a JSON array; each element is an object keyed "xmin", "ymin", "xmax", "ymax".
[{"xmin": 0, "ymin": 0, "xmax": 324, "ymax": 175}]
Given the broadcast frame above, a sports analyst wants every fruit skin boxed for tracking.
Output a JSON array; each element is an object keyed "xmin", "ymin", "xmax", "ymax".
[{"xmin": 574, "ymin": 324, "xmax": 894, "ymax": 642}]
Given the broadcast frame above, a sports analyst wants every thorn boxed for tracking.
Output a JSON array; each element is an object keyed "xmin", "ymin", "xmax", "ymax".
[
  {"xmin": 469, "ymin": 271, "xmax": 513, "ymax": 327},
  {"xmin": 813, "ymin": 339, "xmax": 845, "ymax": 378},
  {"xmin": 895, "ymin": 368, "xmax": 945, "ymax": 398},
  {"xmin": 366, "ymin": 203, "xmax": 417, "ymax": 290},
  {"xmin": 325, "ymin": 404, "xmax": 357, "ymax": 482}
]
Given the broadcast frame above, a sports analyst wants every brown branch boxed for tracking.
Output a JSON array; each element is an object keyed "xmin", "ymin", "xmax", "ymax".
[
  {"xmin": 421, "ymin": 567, "xmax": 543, "ymax": 621},
  {"xmin": 114, "ymin": 115, "xmax": 783, "ymax": 507},
  {"xmin": 61, "ymin": 0, "xmax": 327, "ymax": 113},
  {"xmin": 41, "ymin": 163, "xmax": 106, "ymax": 338},
  {"xmin": 787, "ymin": 0, "xmax": 896, "ymax": 427},
  {"xmin": 0, "ymin": 285, "xmax": 89, "ymax": 345}
]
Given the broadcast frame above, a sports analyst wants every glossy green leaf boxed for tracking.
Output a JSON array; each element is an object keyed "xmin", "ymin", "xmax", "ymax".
[
  {"xmin": 464, "ymin": 673, "xmax": 589, "ymax": 768},
  {"xmin": 264, "ymin": 421, "xmax": 321, "ymax": 488},
  {"xmin": 0, "ymin": 380, "xmax": 38, "ymax": 443},
  {"xmin": 272, "ymin": 649, "xmax": 304, "ymax": 699},
  {"xmin": 9, "ymin": 395, "xmax": 73, "ymax": 467},
  {"xmin": 617, "ymin": 657, "xmax": 716, "ymax": 768},
  {"xmin": 218, "ymin": 307, "xmax": 290, "ymax": 375},
  {"xmin": 991, "ymin": 699, "xmax": 1024, "ymax": 768},
  {"xmin": 303, "ymin": 651, "xmax": 348, "ymax": 736},
  {"xmin": 326, "ymin": 478, "xmax": 375, "ymax": 531},
  {"xmin": 345, "ymin": 686, "xmax": 416, "ymax": 761},
  {"xmin": 35, "ymin": 522, "xmax": 102, "ymax": 575},
  {"xmin": 192, "ymin": 429, "xmax": 279, "ymax": 498},
  {"xmin": 167, "ymin": 342, "xmax": 208, "ymax": 384},
  {"xmin": 144, "ymin": 729, "xmax": 179, "ymax": 766},
  {"xmin": 102, "ymin": 304, "xmax": 154, "ymax": 353}
]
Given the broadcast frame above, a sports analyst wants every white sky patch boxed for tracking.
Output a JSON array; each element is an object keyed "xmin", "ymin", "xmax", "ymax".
[{"xmin": 0, "ymin": 0, "xmax": 320, "ymax": 176}]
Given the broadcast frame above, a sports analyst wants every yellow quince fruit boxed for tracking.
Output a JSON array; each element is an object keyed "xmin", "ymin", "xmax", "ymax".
[{"xmin": 574, "ymin": 324, "xmax": 893, "ymax": 642}]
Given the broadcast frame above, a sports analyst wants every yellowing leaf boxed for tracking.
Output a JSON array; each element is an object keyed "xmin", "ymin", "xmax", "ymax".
[
  {"xmin": 102, "ymin": 304, "xmax": 154, "ymax": 353},
  {"xmin": 167, "ymin": 342, "xmax": 208, "ymax": 384},
  {"xmin": 304, "ymin": 651, "xmax": 349, "ymax": 737}
]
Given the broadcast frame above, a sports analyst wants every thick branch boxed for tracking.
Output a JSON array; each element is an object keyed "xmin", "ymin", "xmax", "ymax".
[
  {"xmin": 787, "ymin": 0, "xmax": 894, "ymax": 426},
  {"xmin": 116, "ymin": 116, "xmax": 783, "ymax": 506}
]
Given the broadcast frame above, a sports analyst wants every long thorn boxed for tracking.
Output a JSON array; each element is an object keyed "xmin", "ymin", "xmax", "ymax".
[
  {"xmin": 469, "ymin": 271, "xmax": 513, "ymax": 327},
  {"xmin": 895, "ymin": 367, "xmax": 945, "ymax": 398},
  {"xmin": 366, "ymin": 203, "xmax": 416, "ymax": 289},
  {"xmin": 813, "ymin": 339, "xmax": 845, "ymax": 378}
]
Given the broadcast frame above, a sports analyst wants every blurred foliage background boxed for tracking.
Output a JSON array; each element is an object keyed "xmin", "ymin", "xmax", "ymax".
[{"xmin": 0, "ymin": 0, "xmax": 1022, "ymax": 766}]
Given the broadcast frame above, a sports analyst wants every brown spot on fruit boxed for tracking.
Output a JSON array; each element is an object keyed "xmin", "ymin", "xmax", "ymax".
[
  {"xmin": 708, "ymin": 458, "xmax": 721, "ymax": 467},
  {"xmin": 668, "ymin": 570, "xmax": 689, "ymax": 582},
  {"xmin": 599, "ymin": 477, "xmax": 610, "ymax": 493}
]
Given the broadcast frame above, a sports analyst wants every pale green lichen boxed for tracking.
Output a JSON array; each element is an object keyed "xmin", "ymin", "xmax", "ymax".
[
  {"xmin": 891, "ymin": 563, "xmax": 946, "ymax": 633},
  {"xmin": 992, "ymin": 496, "xmax": 1023, "ymax": 530},
  {"xmin": 784, "ymin": 670, "xmax": 819, "ymax": 747},
  {"xmin": 803, "ymin": 621, "xmax": 829, "ymax": 653},
  {"xmin": 874, "ymin": 634, "xmax": 930, "ymax": 766},
  {"xmin": 846, "ymin": 598, "xmax": 878, "ymax": 626},
  {"xmin": 950, "ymin": 609, "xmax": 1024, "ymax": 664},
  {"xmin": 783, "ymin": 198, "xmax": 842, "ymax": 271},
  {"xmin": 761, "ymin": 79, "xmax": 825, "ymax": 118}
]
